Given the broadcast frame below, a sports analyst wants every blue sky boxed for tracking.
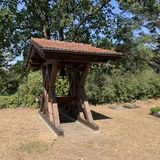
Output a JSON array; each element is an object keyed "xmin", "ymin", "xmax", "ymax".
[{"xmin": 110, "ymin": 0, "xmax": 121, "ymax": 14}]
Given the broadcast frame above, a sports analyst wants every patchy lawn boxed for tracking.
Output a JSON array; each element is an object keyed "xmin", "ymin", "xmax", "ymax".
[{"xmin": 0, "ymin": 99, "xmax": 160, "ymax": 160}]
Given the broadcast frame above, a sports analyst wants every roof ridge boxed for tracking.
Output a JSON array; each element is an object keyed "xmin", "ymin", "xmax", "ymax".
[{"xmin": 31, "ymin": 37, "xmax": 92, "ymax": 47}]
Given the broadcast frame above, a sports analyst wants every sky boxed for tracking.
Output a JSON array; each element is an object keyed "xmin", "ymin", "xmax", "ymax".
[{"xmin": 110, "ymin": 0, "xmax": 121, "ymax": 14}]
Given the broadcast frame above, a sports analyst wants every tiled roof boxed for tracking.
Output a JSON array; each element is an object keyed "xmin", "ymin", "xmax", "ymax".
[{"xmin": 31, "ymin": 37, "xmax": 118, "ymax": 55}]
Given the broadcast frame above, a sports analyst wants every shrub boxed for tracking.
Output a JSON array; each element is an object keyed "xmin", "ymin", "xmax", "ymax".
[
  {"xmin": 1, "ymin": 71, "xmax": 42, "ymax": 109},
  {"xmin": 55, "ymin": 75, "xmax": 69, "ymax": 96},
  {"xmin": 150, "ymin": 106, "xmax": 160, "ymax": 114},
  {"xmin": 18, "ymin": 71, "xmax": 42, "ymax": 107},
  {"xmin": 0, "ymin": 94, "xmax": 20, "ymax": 109},
  {"xmin": 0, "ymin": 68, "xmax": 160, "ymax": 108},
  {"xmin": 87, "ymin": 68, "xmax": 160, "ymax": 104}
]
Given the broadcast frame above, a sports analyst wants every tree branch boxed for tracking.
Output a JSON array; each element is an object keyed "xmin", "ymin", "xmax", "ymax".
[{"xmin": 73, "ymin": 2, "xmax": 106, "ymax": 40}]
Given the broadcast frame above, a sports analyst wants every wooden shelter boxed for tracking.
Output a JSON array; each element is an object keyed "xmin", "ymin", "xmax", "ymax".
[{"xmin": 26, "ymin": 38, "xmax": 122, "ymax": 135}]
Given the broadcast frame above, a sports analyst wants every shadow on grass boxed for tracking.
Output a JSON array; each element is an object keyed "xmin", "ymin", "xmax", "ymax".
[
  {"xmin": 91, "ymin": 110, "xmax": 111, "ymax": 120},
  {"xmin": 60, "ymin": 110, "xmax": 111, "ymax": 123},
  {"xmin": 60, "ymin": 113, "xmax": 76, "ymax": 123}
]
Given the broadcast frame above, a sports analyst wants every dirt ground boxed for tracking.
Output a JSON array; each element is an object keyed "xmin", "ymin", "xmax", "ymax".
[{"xmin": 0, "ymin": 99, "xmax": 160, "ymax": 160}]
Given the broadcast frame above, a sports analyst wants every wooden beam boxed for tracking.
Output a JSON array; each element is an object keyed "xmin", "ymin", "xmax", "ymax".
[
  {"xmin": 39, "ymin": 111, "xmax": 64, "ymax": 135},
  {"xmin": 40, "ymin": 61, "xmax": 64, "ymax": 135},
  {"xmin": 76, "ymin": 63, "xmax": 99, "ymax": 130}
]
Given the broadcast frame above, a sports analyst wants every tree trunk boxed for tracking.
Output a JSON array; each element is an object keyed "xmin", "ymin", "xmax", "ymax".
[
  {"xmin": 42, "ymin": 21, "xmax": 50, "ymax": 39},
  {"xmin": 59, "ymin": 28, "xmax": 64, "ymax": 41}
]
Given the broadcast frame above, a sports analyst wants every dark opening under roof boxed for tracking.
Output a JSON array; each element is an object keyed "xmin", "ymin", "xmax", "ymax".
[{"xmin": 26, "ymin": 38, "xmax": 122, "ymax": 67}]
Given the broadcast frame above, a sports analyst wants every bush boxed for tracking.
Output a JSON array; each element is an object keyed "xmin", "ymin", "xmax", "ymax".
[
  {"xmin": 0, "ymin": 68, "xmax": 160, "ymax": 108},
  {"xmin": 0, "ymin": 71, "xmax": 43, "ymax": 108},
  {"xmin": 0, "ymin": 94, "xmax": 20, "ymax": 109},
  {"xmin": 86, "ymin": 63, "xmax": 108, "ymax": 104},
  {"xmin": 87, "ymin": 68, "xmax": 160, "ymax": 104},
  {"xmin": 18, "ymin": 71, "xmax": 43, "ymax": 107},
  {"xmin": 55, "ymin": 75, "xmax": 69, "ymax": 96},
  {"xmin": 150, "ymin": 106, "xmax": 160, "ymax": 114}
]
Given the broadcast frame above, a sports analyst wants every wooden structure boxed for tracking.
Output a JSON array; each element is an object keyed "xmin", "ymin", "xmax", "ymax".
[{"xmin": 26, "ymin": 38, "xmax": 122, "ymax": 135}]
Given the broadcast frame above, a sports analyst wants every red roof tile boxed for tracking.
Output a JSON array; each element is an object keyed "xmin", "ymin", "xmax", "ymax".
[{"xmin": 31, "ymin": 37, "xmax": 117, "ymax": 55}]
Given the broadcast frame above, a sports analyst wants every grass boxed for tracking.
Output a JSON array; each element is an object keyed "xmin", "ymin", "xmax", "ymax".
[
  {"xmin": 150, "ymin": 106, "xmax": 160, "ymax": 114},
  {"xmin": 19, "ymin": 141, "xmax": 56, "ymax": 154}
]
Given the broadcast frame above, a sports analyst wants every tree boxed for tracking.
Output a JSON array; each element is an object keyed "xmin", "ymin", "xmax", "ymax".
[
  {"xmin": 0, "ymin": 1, "xmax": 22, "ymax": 95},
  {"xmin": 1, "ymin": 0, "xmax": 116, "ymax": 63},
  {"xmin": 0, "ymin": 0, "xmax": 116, "ymax": 95},
  {"xmin": 18, "ymin": 0, "xmax": 115, "ymax": 42},
  {"xmin": 108, "ymin": 1, "xmax": 160, "ymax": 73},
  {"xmin": 117, "ymin": 0, "xmax": 160, "ymax": 32}
]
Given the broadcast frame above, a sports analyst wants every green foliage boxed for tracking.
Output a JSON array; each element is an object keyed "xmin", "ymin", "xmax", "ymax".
[
  {"xmin": 0, "ymin": 61, "xmax": 25, "ymax": 95},
  {"xmin": 87, "ymin": 68, "xmax": 160, "ymax": 104},
  {"xmin": 0, "ymin": 94, "xmax": 20, "ymax": 109},
  {"xmin": 55, "ymin": 75, "xmax": 69, "ymax": 96},
  {"xmin": 0, "ymin": 71, "xmax": 42, "ymax": 108},
  {"xmin": 86, "ymin": 63, "xmax": 109, "ymax": 104},
  {"xmin": 117, "ymin": 0, "xmax": 160, "ymax": 32},
  {"xmin": 0, "ymin": 68, "xmax": 160, "ymax": 108},
  {"xmin": 18, "ymin": 71, "xmax": 42, "ymax": 107},
  {"xmin": 150, "ymin": 106, "xmax": 160, "ymax": 114},
  {"xmin": 0, "ymin": 1, "xmax": 24, "ymax": 66}
]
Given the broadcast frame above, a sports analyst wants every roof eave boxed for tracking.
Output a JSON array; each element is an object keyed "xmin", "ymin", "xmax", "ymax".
[{"xmin": 42, "ymin": 47, "xmax": 122, "ymax": 59}]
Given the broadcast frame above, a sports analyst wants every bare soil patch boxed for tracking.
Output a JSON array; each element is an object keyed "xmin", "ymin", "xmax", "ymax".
[{"xmin": 0, "ymin": 99, "xmax": 160, "ymax": 160}]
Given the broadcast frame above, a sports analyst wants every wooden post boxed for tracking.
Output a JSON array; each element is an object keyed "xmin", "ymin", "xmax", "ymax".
[
  {"xmin": 40, "ymin": 61, "xmax": 63, "ymax": 135},
  {"xmin": 76, "ymin": 63, "xmax": 99, "ymax": 130}
]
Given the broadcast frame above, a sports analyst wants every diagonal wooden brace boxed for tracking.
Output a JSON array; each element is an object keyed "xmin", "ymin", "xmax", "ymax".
[
  {"xmin": 40, "ymin": 62, "xmax": 63, "ymax": 135},
  {"xmin": 76, "ymin": 63, "xmax": 99, "ymax": 130}
]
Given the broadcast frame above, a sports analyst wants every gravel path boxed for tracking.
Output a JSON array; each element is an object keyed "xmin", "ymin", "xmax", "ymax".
[{"xmin": 0, "ymin": 99, "xmax": 160, "ymax": 160}]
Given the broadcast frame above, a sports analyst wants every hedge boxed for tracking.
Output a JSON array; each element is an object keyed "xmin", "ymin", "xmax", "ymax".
[
  {"xmin": 87, "ymin": 69, "xmax": 160, "ymax": 104},
  {"xmin": 0, "ymin": 69, "xmax": 160, "ymax": 109}
]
